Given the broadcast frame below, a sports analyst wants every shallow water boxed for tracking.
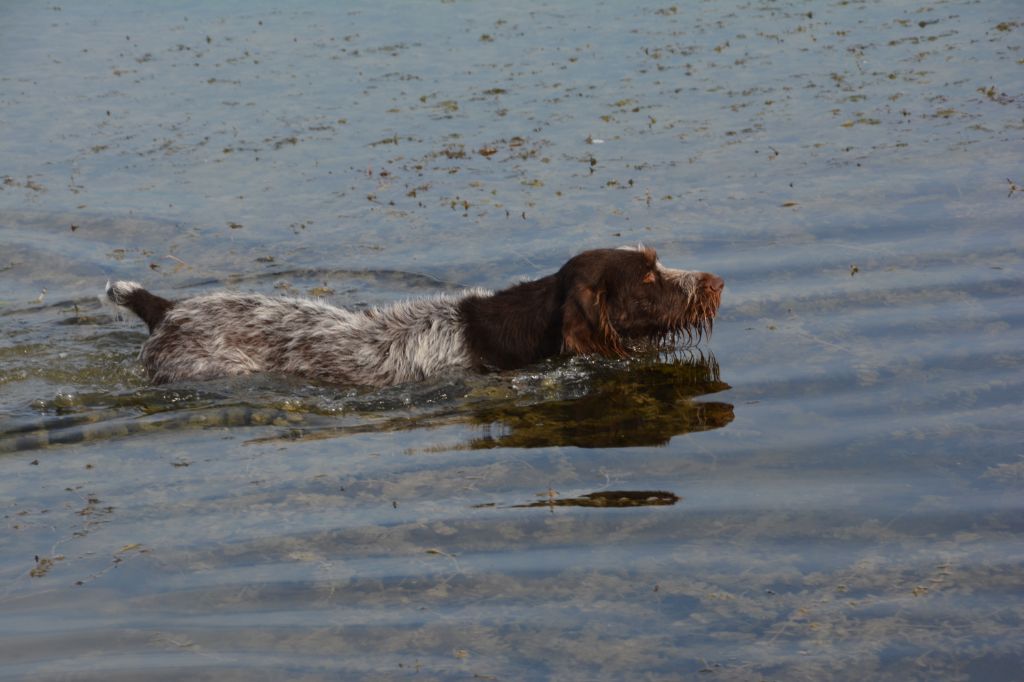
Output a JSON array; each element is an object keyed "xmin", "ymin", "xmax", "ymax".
[{"xmin": 1, "ymin": 1, "xmax": 1022, "ymax": 679}]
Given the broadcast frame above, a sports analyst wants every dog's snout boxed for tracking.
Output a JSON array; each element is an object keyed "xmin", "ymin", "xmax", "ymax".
[{"xmin": 703, "ymin": 273, "xmax": 725, "ymax": 294}]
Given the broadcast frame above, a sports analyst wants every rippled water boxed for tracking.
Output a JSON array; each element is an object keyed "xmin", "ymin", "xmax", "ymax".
[{"xmin": 2, "ymin": 1, "xmax": 1022, "ymax": 679}]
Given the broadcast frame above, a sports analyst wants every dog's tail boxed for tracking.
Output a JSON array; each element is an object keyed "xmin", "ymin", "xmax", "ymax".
[{"xmin": 105, "ymin": 280, "xmax": 174, "ymax": 333}]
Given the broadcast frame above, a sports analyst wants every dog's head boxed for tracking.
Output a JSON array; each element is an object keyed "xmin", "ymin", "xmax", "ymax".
[{"xmin": 559, "ymin": 245, "xmax": 723, "ymax": 357}]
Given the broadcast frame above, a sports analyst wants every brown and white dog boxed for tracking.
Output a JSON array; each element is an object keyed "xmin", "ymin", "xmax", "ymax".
[{"xmin": 105, "ymin": 245, "xmax": 723, "ymax": 387}]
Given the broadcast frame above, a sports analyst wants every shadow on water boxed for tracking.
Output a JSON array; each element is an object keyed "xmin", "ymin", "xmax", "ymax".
[
  {"xmin": 505, "ymin": 490, "xmax": 681, "ymax": 509},
  {"xmin": 467, "ymin": 353, "xmax": 731, "ymax": 449},
  {"xmin": 0, "ymin": 352, "xmax": 732, "ymax": 453}
]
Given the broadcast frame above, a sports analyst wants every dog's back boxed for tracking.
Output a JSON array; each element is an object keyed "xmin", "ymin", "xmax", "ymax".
[{"xmin": 105, "ymin": 282, "xmax": 477, "ymax": 385}]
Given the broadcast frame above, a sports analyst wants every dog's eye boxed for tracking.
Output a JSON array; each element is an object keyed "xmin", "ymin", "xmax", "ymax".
[{"xmin": 642, "ymin": 271, "xmax": 657, "ymax": 284}]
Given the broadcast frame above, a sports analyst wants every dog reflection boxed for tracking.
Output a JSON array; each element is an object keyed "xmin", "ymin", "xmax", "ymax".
[{"xmin": 470, "ymin": 352, "xmax": 733, "ymax": 449}]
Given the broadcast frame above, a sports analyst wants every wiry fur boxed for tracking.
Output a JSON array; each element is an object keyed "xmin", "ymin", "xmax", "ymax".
[
  {"xmin": 113, "ymin": 286, "xmax": 486, "ymax": 385},
  {"xmin": 106, "ymin": 246, "xmax": 723, "ymax": 387}
]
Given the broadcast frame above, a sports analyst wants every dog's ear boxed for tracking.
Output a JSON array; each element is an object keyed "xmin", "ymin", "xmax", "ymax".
[{"xmin": 562, "ymin": 285, "xmax": 626, "ymax": 357}]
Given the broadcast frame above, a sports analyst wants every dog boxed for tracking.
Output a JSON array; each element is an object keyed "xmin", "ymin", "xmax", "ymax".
[{"xmin": 105, "ymin": 245, "xmax": 723, "ymax": 387}]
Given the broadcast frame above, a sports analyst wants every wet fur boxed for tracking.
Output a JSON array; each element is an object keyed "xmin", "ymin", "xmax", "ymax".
[{"xmin": 106, "ymin": 246, "xmax": 723, "ymax": 387}]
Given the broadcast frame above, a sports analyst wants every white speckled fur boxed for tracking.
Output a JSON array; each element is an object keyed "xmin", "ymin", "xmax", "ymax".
[
  {"xmin": 136, "ymin": 288, "xmax": 490, "ymax": 386},
  {"xmin": 103, "ymin": 280, "xmax": 142, "ymax": 322}
]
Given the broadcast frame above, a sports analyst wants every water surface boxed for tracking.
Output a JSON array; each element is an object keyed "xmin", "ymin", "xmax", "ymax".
[{"xmin": 1, "ymin": 1, "xmax": 1022, "ymax": 679}]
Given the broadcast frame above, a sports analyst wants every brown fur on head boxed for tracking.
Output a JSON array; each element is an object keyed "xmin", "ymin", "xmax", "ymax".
[
  {"xmin": 562, "ymin": 284, "xmax": 626, "ymax": 357},
  {"xmin": 557, "ymin": 245, "xmax": 723, "ymax": 357}
]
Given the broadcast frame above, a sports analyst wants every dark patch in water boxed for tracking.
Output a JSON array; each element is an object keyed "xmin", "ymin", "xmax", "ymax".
[{"xmin": 508, "ymin": 489, "xmax": 680, "ymax": 508}]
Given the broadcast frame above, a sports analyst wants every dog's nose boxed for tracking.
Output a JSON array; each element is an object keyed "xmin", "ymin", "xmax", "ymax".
[{"xmin": 703, "ymin": 273, "xmax": 725, "ymax": 293}]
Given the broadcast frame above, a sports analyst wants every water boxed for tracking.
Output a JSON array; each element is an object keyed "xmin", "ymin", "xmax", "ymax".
[{"xmin": 1, "ymin": 1, "xmax": 1022, "ymax": 679}]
